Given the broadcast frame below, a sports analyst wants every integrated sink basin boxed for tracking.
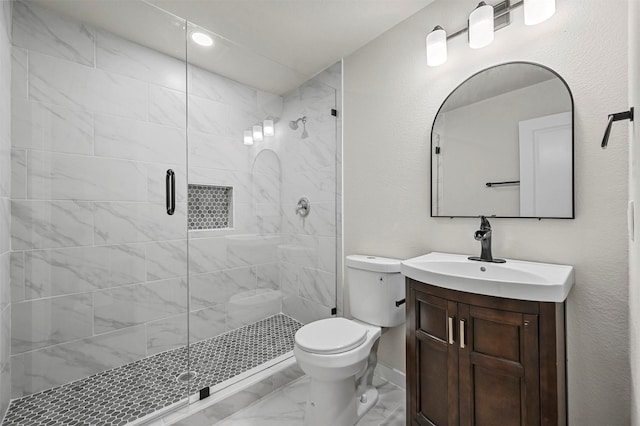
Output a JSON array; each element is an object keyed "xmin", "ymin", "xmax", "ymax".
[{"xmin": 401, "ymin": 252, "xmax": 574, "ymax": 302}]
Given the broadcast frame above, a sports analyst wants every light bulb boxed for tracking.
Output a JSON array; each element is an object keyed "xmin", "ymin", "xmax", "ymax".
[
  {"xmin": 191, "ymin": 32, "xmax": 213, "ymax": 47},
  {"xmin": 243, "ymin": 130, "xmax": 253, "ymax": 146},
  {"xmin": 524, "ymin": 0, "xmax": 555, "ymax": 25},
  {"xmin": 263, "ymin": 119, "xmax": 275, "ymax": 136},
  {"xmin": 468, "ymin": 2, "xmax": 494, "ymax": 49},
  {"xmin": 426, "ymin": 26, "xmax": 447, "ymax": 67},
  {"xmin": 253, "ymin": 125, "xmax": 263, "ymax": 142}
]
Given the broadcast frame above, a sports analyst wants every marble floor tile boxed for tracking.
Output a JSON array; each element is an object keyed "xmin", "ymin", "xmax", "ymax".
[
  {"xmin": 212, "ymin": 373, "xmax": 406, "ymax": 426},
  {"xmin": 379, "ymin": 405, "xmax": 406, "ymax": 426},
  {"xmin": 213, "ymin": 377, "xmax": 307, "ymax": 426},
  {"xmin": 358, "ymin": 378, "xmax": 406, "ymax": 426}
]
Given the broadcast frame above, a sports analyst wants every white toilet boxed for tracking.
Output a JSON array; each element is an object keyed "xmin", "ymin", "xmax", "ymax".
[{"xmin": 294, "ymin": 255, "xmax": 404, "ymax": 426}]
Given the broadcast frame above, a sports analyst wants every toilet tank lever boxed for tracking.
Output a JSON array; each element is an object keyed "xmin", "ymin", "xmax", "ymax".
[{"xmin": 395, "ymin": 298, "xmax": 406, "ymax": 307}]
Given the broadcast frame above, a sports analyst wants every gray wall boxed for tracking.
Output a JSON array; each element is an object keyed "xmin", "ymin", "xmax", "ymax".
[
  {"xmin": 0, "ymin": 0, "xmax": 12, "ymax": 421},
  {"xmin": 344, "ymin": 0, "xmax": 629, "ymax": 423}
]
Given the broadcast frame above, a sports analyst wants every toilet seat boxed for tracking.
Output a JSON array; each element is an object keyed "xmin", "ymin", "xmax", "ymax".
[{"xmin": 295, "ymin": 318, "xmax": 367, "ymax": 355}]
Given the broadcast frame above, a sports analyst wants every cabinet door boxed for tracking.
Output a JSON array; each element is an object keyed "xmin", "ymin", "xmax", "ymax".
[
  {"xmin": 458, "ymin": 304, "xmax": 540, "ymax": 426},
  {"xmin": 409, "ymin": 290, "xmax": 459, "ymax": 426}
]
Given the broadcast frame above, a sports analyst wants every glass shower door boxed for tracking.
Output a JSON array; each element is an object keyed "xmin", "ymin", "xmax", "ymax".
[
  {"xmin": 6, "ymin": 2, "xmax": 190, "ymax": 424},
  {"xmin": 184, "ymin": 19, "xmax": 341, "ymax": 399}
]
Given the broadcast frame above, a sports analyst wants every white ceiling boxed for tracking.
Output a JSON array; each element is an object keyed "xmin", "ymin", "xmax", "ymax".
[{"xmin": 31, "ymin": 0, "xmax": 433, "ymax": 94}]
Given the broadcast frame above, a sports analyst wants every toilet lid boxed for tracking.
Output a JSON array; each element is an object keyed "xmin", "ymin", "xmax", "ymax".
[{"xmin": 295, "ymin": 318, "xmax": 368, "ymax": 355}]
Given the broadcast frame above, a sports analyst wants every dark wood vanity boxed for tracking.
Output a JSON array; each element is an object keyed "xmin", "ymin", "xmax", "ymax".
[{"xmin": 406, "ymin": 278, "xmax": 566, "ymax": 426}]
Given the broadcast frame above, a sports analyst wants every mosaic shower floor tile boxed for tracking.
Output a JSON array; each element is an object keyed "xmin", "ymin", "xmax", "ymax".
[{"xmin": 2, "ymin": 314, "xmax": 301, "ymax": 426}]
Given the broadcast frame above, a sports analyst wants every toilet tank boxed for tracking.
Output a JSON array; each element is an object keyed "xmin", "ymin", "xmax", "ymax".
[{"xmin": 346, "ymin": 255, "xmax": 405, "ymax": 327}]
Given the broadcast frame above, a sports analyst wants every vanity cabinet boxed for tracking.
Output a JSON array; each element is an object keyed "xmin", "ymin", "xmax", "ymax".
[{"xmin": 406, "ymin": 278, "xmax": 566, "ymax": 426}]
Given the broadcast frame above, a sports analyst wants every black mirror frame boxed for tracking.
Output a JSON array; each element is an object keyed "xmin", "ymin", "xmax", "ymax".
[{"xmin": 430, "ymin": 61, "xmax": 575, "ymax": 219}]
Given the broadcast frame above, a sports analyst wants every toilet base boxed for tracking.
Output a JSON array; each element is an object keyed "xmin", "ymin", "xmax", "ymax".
[
  {"xmin": 304, "ymin": 377, "xmax": 379, "ymax": 426},
  {"xmin": 356, "ymin": 386, "xmax": 379, "ymax": 419}
]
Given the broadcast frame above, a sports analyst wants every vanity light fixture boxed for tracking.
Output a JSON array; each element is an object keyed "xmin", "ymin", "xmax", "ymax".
[
  {"xmin": 426, "ymin": 0, "xmax": 555, "ymax": 67},
  {"xmin": 263, "ymin": 119, "xmax": 275, "ymax": 137},
  {"xmin": 252, "ymin": 124, "xmax": 264, "ymax": 142},
  {"xmin": 243, "ymin": 130, "xmax": 253, "ymax": 146},
  {"xmin": 426, "ymin": 26, "xmax": 447, "ymax": 67},
  {"xmin": 468, "ymin": 2, "xmax": 495, "ymax": 49},
  {"xmin": 191, "ymin": 31, "xmax": 214, "ymax": 47},
  {"xmin": 524, "ymin": 0, "xmax": 556, "ymax": 25}
]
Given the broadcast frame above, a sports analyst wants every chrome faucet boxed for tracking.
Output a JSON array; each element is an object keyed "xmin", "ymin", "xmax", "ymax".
[{"xmin": 468, "ymin": 216, "xmax": 505, "ymax": 263}]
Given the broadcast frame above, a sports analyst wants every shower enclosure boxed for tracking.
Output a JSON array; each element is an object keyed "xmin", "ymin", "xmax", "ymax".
[{"xmin": 2, "ymin": 1, "xmax": 341, "ymax": 424}]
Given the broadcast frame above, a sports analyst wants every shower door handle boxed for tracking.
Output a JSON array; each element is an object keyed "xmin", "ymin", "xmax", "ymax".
[{"xmin": 166, "ymin": 169, "xmax": 175, "ymax": 215}]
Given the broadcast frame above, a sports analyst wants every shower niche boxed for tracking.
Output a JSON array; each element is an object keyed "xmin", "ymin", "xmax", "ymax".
[{"xmin": 188, "ymin": 184, "xmax": 233, "ymax": 230}]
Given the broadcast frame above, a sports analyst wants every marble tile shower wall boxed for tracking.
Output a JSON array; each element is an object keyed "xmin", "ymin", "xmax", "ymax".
[
  {"xmin": 277, "ymin": 63, "xmax": 341, "ymax": 323},
  {"xmin": 8, "ymin": 1, "xmax": 285, "ymax": 398},
  {"xmin": 0, "ymin": 1, "xmax": 13, "ymax": 421},
  {"xmin": 185, "ymin": 26, "xmax": 285, "ymax": 339}
]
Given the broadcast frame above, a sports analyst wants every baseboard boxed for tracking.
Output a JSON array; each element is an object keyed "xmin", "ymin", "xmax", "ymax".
[{"xmin": 374, "ymin": 362, "xmax": 406, "ymax": 390}]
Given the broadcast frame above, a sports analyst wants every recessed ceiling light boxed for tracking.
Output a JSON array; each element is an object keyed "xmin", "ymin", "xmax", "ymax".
[{"xmin": 191, "ymin": 32, "xmax": 213, "ymax": 47}]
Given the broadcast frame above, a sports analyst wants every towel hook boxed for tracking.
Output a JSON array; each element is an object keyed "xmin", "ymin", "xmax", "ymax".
[{"xmin": 602, "ymin": 107, "xmax": 634, "ymax": 149}]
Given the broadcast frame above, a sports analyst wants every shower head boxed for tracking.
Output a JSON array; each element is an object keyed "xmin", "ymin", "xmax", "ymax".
[{"xmin": 289, "ymin": 116, "xmax": 306, "ymax": 130}]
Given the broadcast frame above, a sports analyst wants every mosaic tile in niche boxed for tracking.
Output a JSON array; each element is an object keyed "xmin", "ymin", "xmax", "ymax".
[{"xmin": 187, "ymin": 184, "xmax": 233, "ymax": 230}]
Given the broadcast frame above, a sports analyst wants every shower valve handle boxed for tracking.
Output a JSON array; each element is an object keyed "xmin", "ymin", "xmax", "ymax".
[{"xmin": 296, "ymin": 197, "xmax": 310, "ymax": 217}]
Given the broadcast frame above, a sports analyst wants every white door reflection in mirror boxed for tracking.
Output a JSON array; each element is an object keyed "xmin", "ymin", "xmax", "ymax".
[{"xmin": 519, "ymin": 112, "xmax": 572, "ymax": 217}]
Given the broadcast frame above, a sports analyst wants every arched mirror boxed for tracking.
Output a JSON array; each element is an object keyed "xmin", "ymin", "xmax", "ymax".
[{"xmin": 431, "ymin": 62, "xmax": 574, "ymax": 218}]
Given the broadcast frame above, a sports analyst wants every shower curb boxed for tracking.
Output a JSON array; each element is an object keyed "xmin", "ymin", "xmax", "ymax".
[{"xmin": 153, "ymin": 356, "xmax": 303, "ymax": 426}]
